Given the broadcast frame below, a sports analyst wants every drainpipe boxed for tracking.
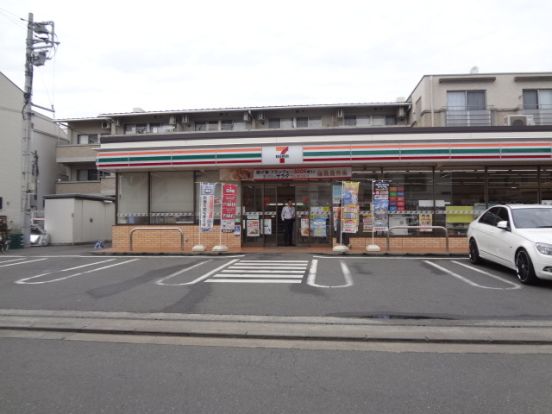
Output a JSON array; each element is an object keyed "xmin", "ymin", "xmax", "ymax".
[{"xmin": 430, "ymin": 75, "xmax": 435, "ymax": 127}]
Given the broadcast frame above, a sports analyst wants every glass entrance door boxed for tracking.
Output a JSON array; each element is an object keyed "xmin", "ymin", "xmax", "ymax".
[{"xmin": 241, "ymin": 182, "xmax": 332, "ymax": 247}]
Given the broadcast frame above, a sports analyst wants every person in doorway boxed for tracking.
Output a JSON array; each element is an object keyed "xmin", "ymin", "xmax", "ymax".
[{"xmin": 281, "ymin": 199, "xmax": 295, "ymax": 246}]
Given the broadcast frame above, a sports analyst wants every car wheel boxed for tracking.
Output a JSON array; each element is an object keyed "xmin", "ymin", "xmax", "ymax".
[
  {"xmin": 515, "ymin": 249, "xmax": 538, "ymax": 284},
  {"xmin": 469, "ymin": 239, "xmax": 481, "ymax": 264}
]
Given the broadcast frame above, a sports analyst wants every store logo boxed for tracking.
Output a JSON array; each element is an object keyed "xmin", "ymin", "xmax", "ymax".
[
  {"xmin": 262, "ymin": 145, "xmax": 303, "ymax": 165},
  {"xmin": 275, "ymin": 146, "xmax": 289, "ymax": 163}
]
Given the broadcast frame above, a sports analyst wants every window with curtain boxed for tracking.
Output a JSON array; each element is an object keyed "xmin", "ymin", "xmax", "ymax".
[
  {"xmin": 118, "ymin": 173, "xmax": 149, "ymax": 224},
  {"xmin": 150, "ymin": 172, "xmax": 194, "ymax": 224}
]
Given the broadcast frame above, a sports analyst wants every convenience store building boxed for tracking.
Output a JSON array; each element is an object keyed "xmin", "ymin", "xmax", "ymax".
[{"xmin": 65, "ymin": 72, "xmax": 552, "ymax": 252}]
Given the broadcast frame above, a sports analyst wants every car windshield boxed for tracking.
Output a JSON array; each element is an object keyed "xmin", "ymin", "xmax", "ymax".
[{"xmin": 511, "ymin": 208, "xmax": 552, "ymax": 229}]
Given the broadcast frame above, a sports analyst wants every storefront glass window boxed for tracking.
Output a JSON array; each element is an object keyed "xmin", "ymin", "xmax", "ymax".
[
  {"xmin": 540, "ymin": 167, "xmax": 552, "ymax": 204},
  {"xmin": 435, "ymin": 168, "xmax": 486, "ymax": 236},
  {"xmin": 382, "ymin": 169, "xmax": 433, "ymax": 236},
  {"xmin": 488, "ymin": 167, "xmax": 538, "ymax": 205},
  {"xmin": 150, "ymin": 172, "xmax": 194, "ymax": 224},
  {"xmin": 118, "ymin": 172, "xmax": 149, "ymax": 224}
]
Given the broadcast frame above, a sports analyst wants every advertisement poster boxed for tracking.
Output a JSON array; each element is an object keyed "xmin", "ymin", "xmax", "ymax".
[
  {"xmin": 300, "ymin": 218, "xmax": 310, "ymax": 237},
  {"xmin": 246, "ymin": 219, "xmax": 260, "ymax": 237},
  {"xmin": 263, "ymin": 219, "xmax": 272, "ymax": 235},
  {"xmin": 373, "ymin": 180, "xmax": 389, "ymax": 231},
  {"xmin": 362, "ymin": 213, "xmax": 374, "ymax": 232},
  {"xmin": 199, "ymin": 182, "xmax": 216, "ymax": 232},
  {"xmin": 311, "ymin": 218, "xmax": 327, "ymax": 237},
  {"xmin": 332, "ymin": 185, "xmax": 342, "ymax": 205},
  {"xmin": 419, "ymin": 213, "xmax": 433, "ymax": 232},
  {"xmin": 342, "ymin": 181, "xmax": 359, "ymax": 233},
  {"xmin": 221, "ymin": 183, "xmax": 238, "ymax": 233},
  {"xmin": 233, "ymin": 224, "xmax": 241, "ymax": 236}
]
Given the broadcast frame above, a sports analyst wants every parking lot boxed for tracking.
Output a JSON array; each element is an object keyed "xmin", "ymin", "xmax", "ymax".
[{"xmin": 1, "ymin": 252, "xmax": 552, "ymax": 319}]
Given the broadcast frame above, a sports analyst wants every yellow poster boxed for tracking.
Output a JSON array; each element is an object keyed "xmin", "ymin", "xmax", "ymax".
[{"xmin": 446, "ymin": 206, "xmax": 474, "ymax": 224}]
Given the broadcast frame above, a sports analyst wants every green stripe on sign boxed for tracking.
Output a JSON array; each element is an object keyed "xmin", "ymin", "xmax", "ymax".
[
  {"xmin": 217, "ymin": 153, "xmax": 262, "ymax": 159},
  {"xmin": 450, "ymin": 148, "xmax": 501, "ymax": 154},
  {"xmin": 97, "ymin": 157, "xmax": 129, "ymax": 163},
  {"xmin": 304, "ymin": 151, "xmax": 351, "ymax": 157},
  {"xmin": 401, "ymin": 149, "xmax": 449, "ymax": 155},
  {"xmin": 173, "ymin": 154, "xmax": 216, "ymax": 160},
  {"xmin": 351, "ymin": 150, "xmax": 400, "ymax": 156},
  {"xmin": 501, "ymin": 147, "xmax": 551, "ymax": 153},
  {"xmin": 127, "ymin": 156, "xmax": 172, "ymax": 162}
]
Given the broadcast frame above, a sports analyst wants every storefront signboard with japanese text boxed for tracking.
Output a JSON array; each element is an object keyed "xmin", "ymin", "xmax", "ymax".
[
  {"xmin": 221, "ymin": 183, "xmax": 238, "ymax": 233},
  {"xmin": 252, "ymin": 167, "xmax": 352, "ymax": 181}
]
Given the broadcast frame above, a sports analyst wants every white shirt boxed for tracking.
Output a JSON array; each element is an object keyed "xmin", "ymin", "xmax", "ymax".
[{"xmin": 281, "ymin": 205, "xmax": 295, "ymax": 220}]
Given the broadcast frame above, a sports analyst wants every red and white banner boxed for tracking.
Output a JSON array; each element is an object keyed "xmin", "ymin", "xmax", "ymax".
[{"xmin": 221, "ymin": 183, "xmax": 238, "ymax": 233}]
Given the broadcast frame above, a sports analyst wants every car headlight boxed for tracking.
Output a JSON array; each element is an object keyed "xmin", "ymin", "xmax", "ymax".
[{"xmin": 536, "ymin": 243, "xmax": 552, "ymax": 256}]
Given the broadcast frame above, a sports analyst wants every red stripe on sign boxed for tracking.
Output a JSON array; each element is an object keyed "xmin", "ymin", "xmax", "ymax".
[{"xmin": 500, "ymin": 155, "xmax": 550, "ymax": 159}]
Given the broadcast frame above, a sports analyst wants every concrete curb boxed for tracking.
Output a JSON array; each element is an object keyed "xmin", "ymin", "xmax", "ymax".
[{"xmin": 2, "ymin": 309, "xmax": 552, "ymax": 345}]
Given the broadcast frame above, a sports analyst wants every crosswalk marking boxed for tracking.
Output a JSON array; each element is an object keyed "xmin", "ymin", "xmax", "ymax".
[{"xmin": 205, "ymin": 260, "xmax": 309, "ymax": 284}]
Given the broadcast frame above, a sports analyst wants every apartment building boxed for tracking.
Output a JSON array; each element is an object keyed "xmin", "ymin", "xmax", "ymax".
[
  {"xmin": 0, "ymin": 71, "xmax": 67, "ymax": 232},
  {"xmin": 60, "ymin": 71, "xmax": 552, "ymax": 252}
]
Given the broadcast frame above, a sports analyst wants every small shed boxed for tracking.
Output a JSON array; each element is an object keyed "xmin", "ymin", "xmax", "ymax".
[{"xmin": 44, "ymin": 194, "xmax": 115, "ymax": 244}]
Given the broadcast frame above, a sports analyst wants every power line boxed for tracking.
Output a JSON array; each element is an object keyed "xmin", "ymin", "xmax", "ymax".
[{"xmin": 0, "ymin": 7, "xmax": 26, "ymax": 28}]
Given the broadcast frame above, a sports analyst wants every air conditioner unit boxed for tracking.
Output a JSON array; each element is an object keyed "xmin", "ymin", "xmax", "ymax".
[
  {"xmin": 100, "ymin": 121, "xmax": 110, "ymax": 129},
  {"xmin": 506, "ymin": 114, "xmax": 535, "ymax": 127},
  {"xmin": 243, "ymin": 112, "xmax": 251, "ymax": 122},
  {"xmin": 336, "ymin": 109, "xmax": 344, "ymax": 119},
  {"xmin": 182, "ymin": 115, "xmax": 190, "ymax": 125},
  {"xmin": 169, "ymin": 115, "xmax": 177, "ymax": 125},
  {"xmin": 257, "ymin": 113, "xmax": 265, "ymax": 121}
]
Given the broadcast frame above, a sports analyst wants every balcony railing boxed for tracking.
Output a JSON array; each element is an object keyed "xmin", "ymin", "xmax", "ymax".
[
  {"xmin": 523, "ymin": 108, "xmax": 552, "ymax": 125},
  {"xmin": 445, "ymin": 107, "xmax": 492, "ymax": 127}
]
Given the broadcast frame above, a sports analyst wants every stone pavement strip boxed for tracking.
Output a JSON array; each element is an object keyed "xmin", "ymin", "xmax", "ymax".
[{"xmin": 1, "ymin": 309, "xmax": 552, "ymax": 344}]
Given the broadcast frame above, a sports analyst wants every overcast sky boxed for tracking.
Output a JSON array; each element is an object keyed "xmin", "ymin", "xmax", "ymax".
[{"xmin": 1, "ymin": 0, "xmax": 551, "ymax": 119}]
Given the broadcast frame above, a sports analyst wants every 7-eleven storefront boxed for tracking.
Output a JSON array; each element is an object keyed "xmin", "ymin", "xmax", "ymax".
[{"xmin": 97, "ymin": 129, "xmax": 552, "ymax": 253}]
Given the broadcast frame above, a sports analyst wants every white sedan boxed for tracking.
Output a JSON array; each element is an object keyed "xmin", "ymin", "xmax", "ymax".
[{"xmin": 467, "ymin": 204, "xmax": 552, "ymax": 284}]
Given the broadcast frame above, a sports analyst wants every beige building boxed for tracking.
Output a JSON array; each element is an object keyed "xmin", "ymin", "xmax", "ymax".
[
  {"xmin": 0, "ymin": 71, "xmax": 67, "ymax": 231},
  {"xmin": 408, "ymin": 72, "xmax": 552, "ymax": 127}
]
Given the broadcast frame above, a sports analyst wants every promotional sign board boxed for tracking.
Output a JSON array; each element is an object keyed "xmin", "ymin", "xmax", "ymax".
[
  {"xmin": 252, "ymin": 167, "xmax": 352, "ymax": 181},
  {"xmin": 342, "ymin": 181, "xmax": 360, "ymax": 233},
  {"xmin": 221, "ymin": 183, "xmax": 237, "ymax": 233},
  {"xmin": 373, "ymin": 180, "xmax": 390, "ymax": 231},
  {"xmin": 199, "ymin": 182, "xmax": 216, "ymax": 232}
]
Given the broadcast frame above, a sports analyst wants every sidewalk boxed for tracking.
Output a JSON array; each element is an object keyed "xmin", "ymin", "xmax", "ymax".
[{"xmin": 1, "ymin": 309, "xmax": 552, "ymax": 345}]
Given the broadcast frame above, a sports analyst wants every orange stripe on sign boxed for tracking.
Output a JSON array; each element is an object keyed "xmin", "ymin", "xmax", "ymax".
[{"xmin": 98, "ymin": 147, "xmax": 261, "ymax": 157}]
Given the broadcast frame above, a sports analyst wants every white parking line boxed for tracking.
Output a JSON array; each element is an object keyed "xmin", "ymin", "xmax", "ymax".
[
  {"xmin": 306, "ymin": 259, "xmax": 354, "ymax": 288},
  {"xmin": 221, "ymin": 269, "xmax": 305, "ymax": 274},
  {"xmin": 15, "ymin": 259, "xmax": 139, "ymax": 285},
  {"xmin": 155, "ymin": 260, "xmax": 212, "ymax": 286},
  {"xmin": 451, "ymin": 261, "xmax": 522, "ymax": 289},
  {"xmin": 58, "ymin": 259, "xmax": 117, "ymax": 272},
  {"xmin": 214, "ymin": 273, "xmax": 304, "ymax": 278},
  {"xmin": 0, "ymin": 258, "xmax": 47, "ymax": 267},
  {"xmin": 206, "ymin": 279, "xmax": 302, "ymax": 284},
  {"xmin": 424, "ymin": 260, "xmax": 519, "ymax": 290},
  {"xmin": 0, "ymin": 258, "xmax": 28, "ymax": 265},
  {"xmin": 157, "ymin": 259, "xmax": 240, "ymax": 286}
]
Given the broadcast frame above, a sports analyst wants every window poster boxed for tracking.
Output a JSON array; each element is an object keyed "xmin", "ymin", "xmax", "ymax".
[
  {"xmin": 362, "ymin": 213, "xmax": 374, "ymax": 232},
  {"xmin": 311, "ymin": 218, "xmax": 327, "ymax": 237},
  {"xmin": 419, "ymin": 213, "xmax": 433, "ymax": 232},
  {"xmin": 301, "ymin": 218, "xmax": 310, "ymax": 237},
  {"xmin": 246, "ymin": 219, "xmax": 260, "ymax": 237},
  {"xmin": 263, "ymin": 219, "xmax": 272, "ymax": 235}
]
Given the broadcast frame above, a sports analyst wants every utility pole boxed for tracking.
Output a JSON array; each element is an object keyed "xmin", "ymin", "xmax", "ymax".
[{"xmin": 22, "ymin": 12, "xmax": 59, "ymax": 246}]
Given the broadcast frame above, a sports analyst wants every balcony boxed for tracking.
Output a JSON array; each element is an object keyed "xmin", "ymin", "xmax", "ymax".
[
  {"xmin": 100, "ymin": 176, "xmax": 116, "ymax": 195},
  {"xmin": 56, "ymin": 180, "xmax": 101, "ymax": 194},
  {"xmin": 56, "ymin": 144, "xmax": 98, "ymax": 163},
  {"xmin": 444, "ymin": 108, "xmax": 492, "ymax": 127}
]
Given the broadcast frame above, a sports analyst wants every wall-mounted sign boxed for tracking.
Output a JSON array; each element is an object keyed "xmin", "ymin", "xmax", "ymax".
[
  {"xmin": 262, "ymin": 146, "xmax": 303, "ymax": 165},
  {"xmin": 252, "ymin": 167, "xmax": 352, "ymax": 181}
]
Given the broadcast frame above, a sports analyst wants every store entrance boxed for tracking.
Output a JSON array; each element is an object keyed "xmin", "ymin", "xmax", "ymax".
[{"xmin": 241, "ymin": 182, "xmax": 333, "ymax": 247}]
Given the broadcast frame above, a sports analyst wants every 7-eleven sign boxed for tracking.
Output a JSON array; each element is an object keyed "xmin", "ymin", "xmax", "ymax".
[{"xmin": 262, "ymin": 146, "xmax": 303, "ymax": 165}]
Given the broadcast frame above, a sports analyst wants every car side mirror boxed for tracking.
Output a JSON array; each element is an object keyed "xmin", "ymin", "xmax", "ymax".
[{"xmin": 497, "ymin": 220, "xmax": 509, "ymax": 230}]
